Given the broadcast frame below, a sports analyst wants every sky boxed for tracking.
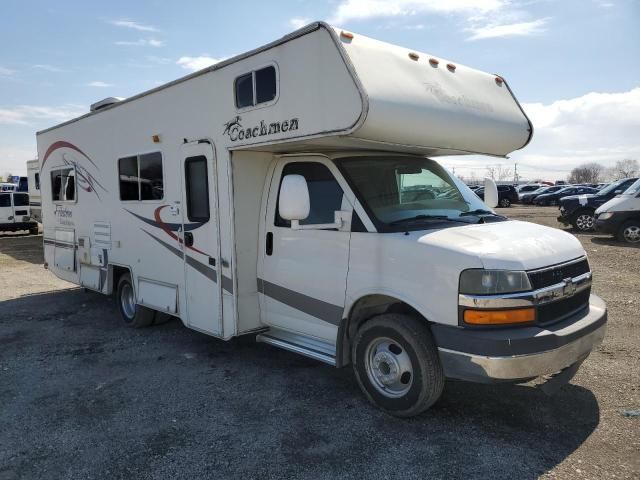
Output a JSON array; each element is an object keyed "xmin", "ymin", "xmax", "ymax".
[{"xmin": 0, "ymin": 0, "xmax": 638, "ymax": 181}]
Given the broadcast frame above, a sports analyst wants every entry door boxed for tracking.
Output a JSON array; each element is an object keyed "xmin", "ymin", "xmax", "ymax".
[
  {"xmin": 180, "ymin": 141, "xmax": 222, "ymax": 335},
  {"xmin": 259, "ymin": 159, "xmax": 352, "ymax": 341},
  {"xmin": 0, "ymin": 193, "xmax": 14, "ymax": 224}
]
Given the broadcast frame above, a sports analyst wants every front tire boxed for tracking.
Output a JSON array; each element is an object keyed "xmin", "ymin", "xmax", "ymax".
[
  {"xmin": 352, "ymin": 314, "xmax": 444, "ymax": 417},
  {"xmin": 617, "ymin": 220, "xmax": 640, "ymax": 244},
  {"xmin": 116, "ymin": 273, "xmax": 154, "ymax": 328},
  {"xmin": 572, "ymin": 211, "xmax": 595, "ymax": 232}
]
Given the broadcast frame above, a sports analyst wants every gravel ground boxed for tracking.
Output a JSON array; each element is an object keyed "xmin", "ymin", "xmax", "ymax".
[{"xmin": 0, "ymin": 208, "xmax": 638, "ymax": 480}]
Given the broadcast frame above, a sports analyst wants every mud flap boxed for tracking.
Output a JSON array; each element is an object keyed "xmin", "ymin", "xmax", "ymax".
[{"xmin": 539, "ymin": 356, "xmax": 587, "ymax": 396}]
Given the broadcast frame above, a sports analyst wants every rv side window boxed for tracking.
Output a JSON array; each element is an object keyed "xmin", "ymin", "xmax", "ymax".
[
  {"xmin": 185, "ymin": 156, "xmax": 210, "ymax": 222},
  {"xmin": 35, "ymin": 173, "xmax": 40, "ymax": 190},
  {"xmin": 13, "ymin": 194, "xmax": 29, "ymax": 207},
  {"xmin": 275, "ymin": 162, "xmax": 343, "ymax": 227},
  {"xmin": 234, "ymin": 65, "xmax": 277, "ymax": 109},
  {"xmin": 0, "ymin": 193, "xmax": 10, "ymax": 207},
  {"xmin": 50, "ymin": 167, "xmax": 76, "ymax": 202},
  {"xmin": 118, "ymin": 152, "xmax": 164, "ymax": 201}
]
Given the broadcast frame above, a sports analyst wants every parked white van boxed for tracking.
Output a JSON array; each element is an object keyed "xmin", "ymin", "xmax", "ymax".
[
  {"xmin": 0, "ymin": 192, "xmax": 38, "ymax": 234},
  {"xmin": 37, "ymin": 23, "xmax": 606, "ymax": 416}
]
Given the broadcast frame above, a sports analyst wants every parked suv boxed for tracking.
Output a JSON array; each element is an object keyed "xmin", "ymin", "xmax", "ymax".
[
  {"xmin": 520, "ymin": 185, "xmax": 566, "ymax": 205},
  {"xmin": 475, "ymin": 184, "xmax": 519, "ymax": 207},
  {"xmin": 0, "ymin": 192, "xmax": 38, "ymax": 234},
  {"xmin": 594, "ymin": 179, "xmax": 640, "ymax": 243},
  {"xmin": 535, "ymin": 186, "xmax": 598, "ymax": 206},
  {"xmin": 558, "ymin": 177, "xmax": 639, "ymax": 231}
]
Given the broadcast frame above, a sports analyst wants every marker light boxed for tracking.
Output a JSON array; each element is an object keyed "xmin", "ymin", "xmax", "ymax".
[
  {"xmin": 340, "ymin": 31, "xmax": 354, "ymax": 40},
  {"xmin": 495, "ymin": 76, "xmax": 504, "ymax": 86},
  {"xmin": 447, "ymin": 63, "xmax": 456, "ymax": 72},
  {"xmin": 464, "ymin": 308, "xmax": 535, "ymax": 325},
  {"xmin": 429, "ymin": 58, "xmax": 439, "ymax": 66},
  {"xmin": 408, "ymin": 52, "xmax": 419, "ymax": 61}
]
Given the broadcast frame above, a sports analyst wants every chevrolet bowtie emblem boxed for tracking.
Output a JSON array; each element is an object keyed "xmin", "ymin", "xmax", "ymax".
[{"xmin": 563, "ymin": 277, "xmax": 577, "ymax": 297}]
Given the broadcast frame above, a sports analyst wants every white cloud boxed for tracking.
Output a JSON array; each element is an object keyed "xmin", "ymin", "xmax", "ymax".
[
  {"xmin": 87, "ymin": 81, "xmax": 113, "ymax": 87},
  {"xmin": 32, "ymin": 64, "xmax": 62, "ymax": 72},
  {"xmin": 289, "ymin": 17, "xmax": 311, "ymax": 29},
  {"xmin": 330, "ymin": 0, "xmax": 504, "ymax": 24},
  {"xmin": 467, "ymin": 18, "xmax": 548, "ymax": 40},
  {"xmin": 110, "ymin": 19, "xmax": 159, "ymax": 32},
  {"xmin": 115, "ymin": 38, "xmax": 164, "ymax": 47},
  {"xmin": 176, "ymin": 56, "xmax": 225, "ymax": 72},
  {"xmin": 0, "ymin": 146, "xmax": 36, "ymax": 175},
  {"xmin": 0, "ymin": 66, "xmax": 16, "ymax": 76},
  {"xmin": 0, "ymin": 104, "xmax": 86, "ymax": 126},
  {"xmin": 452, "ymin": 88, "xmax": 640, "ymax": 180}
]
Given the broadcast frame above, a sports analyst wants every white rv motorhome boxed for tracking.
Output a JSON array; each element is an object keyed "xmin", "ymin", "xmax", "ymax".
[
  {"xmin": 26, "ymin": 159, "xmax": 42, "ymax": 223},
  {"xmin": 37, "ymin": 23, "xmax": 606, "ymax": 416}
]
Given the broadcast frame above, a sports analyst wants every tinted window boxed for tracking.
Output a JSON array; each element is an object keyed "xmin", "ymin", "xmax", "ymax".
[
  {"xmin": 276, "ymin": 162, "xmax": 343, "ymax": 227},
  {"xmin": 0, "ymin": 193, "xmax": 9, "ymax": 207},
  {"xmin": 119, "ymin": 153, "xmax": 163, "ymax": 201},
  {"xmin": 235, "ymin": 73, "xmax": 253, "ymax": 108},
  {"xmin": 51, "ymin": 168, "xmax": 75, "ymax": 201},
  {"xmin": 13, "ymin": 193, "xmax": 29, "ymax": 206},
  {"xmin": 185, "ymin": 156, "xmax": 210, "ymax": 222},
  {"xmin": 140, "ymin": 152, "xmax": 163, "ymax": 200},
  {"xmin": 255, "ymin": 66, "xmax": 276, "ymax": 104}
]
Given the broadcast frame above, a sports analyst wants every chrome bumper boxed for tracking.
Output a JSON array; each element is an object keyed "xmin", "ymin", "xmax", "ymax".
[{"xmin": 433, "ymin": 295, "xmax": 607, "ymax": 383}]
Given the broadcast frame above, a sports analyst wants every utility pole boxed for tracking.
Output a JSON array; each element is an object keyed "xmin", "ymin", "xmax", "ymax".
[{"xmin": 513, "ymin": 160, "xmax": 519, "ymax": 184}]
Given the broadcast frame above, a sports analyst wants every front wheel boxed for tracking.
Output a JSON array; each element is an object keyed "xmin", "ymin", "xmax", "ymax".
[
  {"xmin": 116, "ymin": 273, "xmax": 154, "ymax": 328},
  {"xmin": 498, "ymin": 198, "xmax": 511, "ymax": 208},
  {"xmin": 352, "ymin": 314, "xmax": 444, "ymax": 417},
  {"xmin": 617, "ymin": 220, "xmax": 640, "ymax": 244},
  {"xmin": 573, "ymin": 211, "xmax": 595, "ymax": 232}
]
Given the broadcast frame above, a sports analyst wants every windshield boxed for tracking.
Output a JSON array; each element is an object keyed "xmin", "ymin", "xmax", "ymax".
[
  {"xmin": 622, "ymin": 179, "xmax": 640, "ymax": 196},
  {"xmin": 598, "ymin": 179, "xmax": 627, "ymax": 196},
  {"xmin": 338, "ymin": 156, "xmax": 489, "ymax": 231}
]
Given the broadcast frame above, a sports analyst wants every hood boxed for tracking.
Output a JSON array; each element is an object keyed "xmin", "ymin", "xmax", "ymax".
[
  {"xmin": 595, "ymin": 195, "xmax": 639, "ymax": 214},
  {"xmin": 415, "ymin": 220, "xmax": 585, "ymax": 270}
]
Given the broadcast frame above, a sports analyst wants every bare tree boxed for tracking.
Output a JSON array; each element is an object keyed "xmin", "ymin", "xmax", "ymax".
[
  {"xmin": 612, "ymin": 159, "xmax": 639, "ymax": 179},
  {"xmin": 485, "ymin": 164, "xmax": 512, "ymax": 182},
  {"xmin": 568, "ymin": 163, "xmax": 605, "ymax": 184}
]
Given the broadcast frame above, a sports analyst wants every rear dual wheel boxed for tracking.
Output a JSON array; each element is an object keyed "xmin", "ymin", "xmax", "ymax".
[
  {"xmin": 116, "ymin": 273, "xmax": 171, "ymax": 327},
  {"xmin": 352, "ymin": 314, "xmax": 444, "ymax": 417}
]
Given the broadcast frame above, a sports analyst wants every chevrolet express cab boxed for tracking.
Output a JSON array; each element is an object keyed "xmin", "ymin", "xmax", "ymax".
[{"xmin": 36, "ymin": 22, "xmax": 607, "ymax": 416}]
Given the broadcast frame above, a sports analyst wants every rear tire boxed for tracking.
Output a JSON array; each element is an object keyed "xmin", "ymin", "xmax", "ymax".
[
  {"xmin": 617, "ymin": 220, "xmax": 640, "ymax": 244},
  {"xmin": 116, "ymin": 273, "xmax": 154, "ymax": 328},
  {"xmin": 498, "ymin": 198, "xmax": 511, "ymax": 208},
  {"xmin": 352, "ymin": 314, "xmax": 444, "ymax": 417}
]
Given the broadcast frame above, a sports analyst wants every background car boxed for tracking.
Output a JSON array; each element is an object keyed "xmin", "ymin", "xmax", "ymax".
[
  {"xmin": 474, "ymin": 184, "xmax": 519, "ymax": 207},
  {"xmin": 534, "ymin": 186, "xmax": 598, "ymax": 206},
  {"xmin": 595, "ymin": 178, "xmax": 640, "ymax": 243},
  {"xmin": 519, "ymin": 185, "xmax": 567, "ymax": 204},
  {"xmin": 558, "ymin": 177, "xmax": 639, "ymax": 231},
  {"xmin": 517, "ymin": 183, "xmax": 543, "ymax": 195}
]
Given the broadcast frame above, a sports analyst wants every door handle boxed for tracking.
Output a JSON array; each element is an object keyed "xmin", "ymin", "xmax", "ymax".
[
  {"xmin": 266, "ymin": 232, "xmax": 273, "ymax": 256},
  {"xmin": 184, "ymin": 231, "xmax": 194, "ymax": 247}
]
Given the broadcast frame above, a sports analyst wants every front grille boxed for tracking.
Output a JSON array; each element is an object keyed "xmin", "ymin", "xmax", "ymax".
[
  {"xmin": 537, "ymin": 288, "xmax": 591, "ymax": 325},
  {"xmin": 528, "ymin": 258, "xmax": 590, "ymax": 290}
]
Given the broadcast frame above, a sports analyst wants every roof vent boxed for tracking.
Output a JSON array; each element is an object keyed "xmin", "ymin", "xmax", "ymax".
[{"xmin": 90, "ymin": 97, "xmax": 125, "ymax": 112}]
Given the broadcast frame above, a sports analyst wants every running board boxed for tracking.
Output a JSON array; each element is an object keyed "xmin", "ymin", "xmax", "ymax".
[{"xmin": 257, "ymin": 329, "xmax": 336, "ymax": 366}]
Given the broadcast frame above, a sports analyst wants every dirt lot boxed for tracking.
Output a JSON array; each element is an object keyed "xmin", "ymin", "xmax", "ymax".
[{"xmin": 1, "ymin": 207, "xmax": 638, "ymax": 480}]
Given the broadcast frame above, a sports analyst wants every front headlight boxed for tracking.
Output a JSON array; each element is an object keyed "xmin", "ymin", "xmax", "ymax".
[
  {"xmin": 597, "ymin": 212, "xmax": 614, "ymax": 220},
  {"xmin": 459, "ymin": 269, "xmax": 532, "ymax": 295}
]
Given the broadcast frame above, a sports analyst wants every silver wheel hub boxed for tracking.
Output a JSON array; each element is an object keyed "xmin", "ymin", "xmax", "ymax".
[
  {"xmin": 624, "ymin": 225, "xmax": 640, "ymax": 243},
  {"xmin": 121, "ymin": 283, "xmax": 136, "ymax": 319},
  {"xmin": 576, "ymin": 214, "xmax": 594, "ymax": 230},
  {"xmin": 365, "ymin": 338, "xmax": 414, "ymax": 398}
]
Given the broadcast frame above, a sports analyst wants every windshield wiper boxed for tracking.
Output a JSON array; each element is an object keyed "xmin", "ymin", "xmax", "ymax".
[
  {"xmin": 389, "ymin": 214, "xmax": 463, "ymax": 226},
  {"xmin": 458, "ymin": 209, "xmax": 496, "ymax": 217}
]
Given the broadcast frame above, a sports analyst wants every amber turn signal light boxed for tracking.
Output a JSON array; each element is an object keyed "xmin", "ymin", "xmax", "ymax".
[{"xmin": 464, "ymin": 308, "xmax": 535, "ymax": 325}]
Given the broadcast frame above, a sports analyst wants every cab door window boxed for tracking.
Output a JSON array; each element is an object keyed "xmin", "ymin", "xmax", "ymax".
[{"xmin": 275, "ymin": 162, "xmax": 343, "ymax": 227}]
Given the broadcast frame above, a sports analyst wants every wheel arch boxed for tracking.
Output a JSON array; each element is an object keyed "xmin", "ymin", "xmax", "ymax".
[
  {"xmin": 337, "ymin": 293, "xmax": 431, "ymax": 368},
  {"xmin": 106, "ymin": 264, "xmax": 133, "ymax": 296}
]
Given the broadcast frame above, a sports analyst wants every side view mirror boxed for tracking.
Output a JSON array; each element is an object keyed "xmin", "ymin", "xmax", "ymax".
[
  {"xmin": 279, "ymin": 174, "xmax": 310, "ymax": 221},
  {"xmin": 483, "ymin": 177, "xmax": 499, "ymax": 208}
]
